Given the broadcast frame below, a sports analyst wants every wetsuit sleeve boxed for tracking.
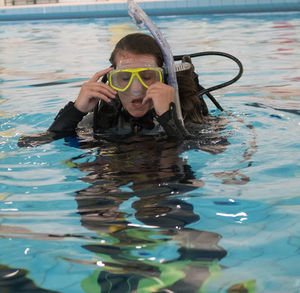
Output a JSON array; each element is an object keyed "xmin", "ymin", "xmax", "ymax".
[
  {"xmin": 156, "ymin": 102, "xmax": 190, "ymax": 140},
  {"xmin": 48, "ymin": 101, "xmax": 86, "ymax": 133}
]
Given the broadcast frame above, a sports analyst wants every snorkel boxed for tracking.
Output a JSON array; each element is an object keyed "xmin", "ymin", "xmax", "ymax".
[{"xmin": 127, "ymin": 0, "xmax": 184, "ymax": 125}]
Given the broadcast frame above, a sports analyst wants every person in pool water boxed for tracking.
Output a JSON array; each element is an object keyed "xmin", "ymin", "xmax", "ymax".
[{"xmin": 18, "ymin": 33, "xmax": 209, "ymax": 147}]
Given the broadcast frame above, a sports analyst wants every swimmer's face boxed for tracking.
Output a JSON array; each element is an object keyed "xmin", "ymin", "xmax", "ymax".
[{"xmin": 114, "ymin": 51, "xmax": 158, "ymax": 117}]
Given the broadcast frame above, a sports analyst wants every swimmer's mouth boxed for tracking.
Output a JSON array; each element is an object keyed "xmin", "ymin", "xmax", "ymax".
[
  {"xmin": 131, "ymin": 98, "xmax": 144, "ymax": 109},
  {"xmin": 131, "ymin": 98, "xmax": 143, "ymax": 105}
]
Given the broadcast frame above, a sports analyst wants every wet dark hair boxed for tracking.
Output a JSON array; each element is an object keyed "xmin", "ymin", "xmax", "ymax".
[
  {"xmin": 109, "ymin": 33, "xmax": 164, "ymax": 68},
  {"xmin": 109, "ymin": 33, "xmax": 208, "ymax": 123}
]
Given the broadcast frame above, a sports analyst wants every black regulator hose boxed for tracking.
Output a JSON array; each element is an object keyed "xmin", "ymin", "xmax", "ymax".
[{"xmin": 174, "ymin": 51, "xmax": 244, "ymax": 111}]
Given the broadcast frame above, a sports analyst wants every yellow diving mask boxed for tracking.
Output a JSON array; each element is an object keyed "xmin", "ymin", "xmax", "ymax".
[{"xmin": 109, "ymin": 67, "xmax": 164, "ymax": 92}]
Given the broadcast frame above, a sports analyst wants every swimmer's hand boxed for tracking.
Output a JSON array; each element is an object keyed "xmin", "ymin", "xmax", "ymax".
[
  {"xmin": 74, "ymin": 68, "xmax": 117, "ymax": 113},
  {"xmin": 142, "ymin": 82, "xmax": 175, "ymax": 116}
]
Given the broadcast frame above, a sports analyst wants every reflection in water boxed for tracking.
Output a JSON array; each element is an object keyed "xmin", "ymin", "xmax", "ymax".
[
  {"xmin": 2, "ymin": 112, "xmax": 256, "ymax": 292},
  {"xmin": 246, "ymin": 102, "xmax": 300, "ymax": 116},
  {"xmin": 0, "ymin": 264, "xmax": 59, "ymax": 293},
  {"xmin": 65, "ymin": 131, "xmax": 228, "ymax": 292}
]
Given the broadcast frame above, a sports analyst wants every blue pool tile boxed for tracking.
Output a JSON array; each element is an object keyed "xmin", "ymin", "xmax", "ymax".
[
  {"xmin": 172, "ymin": 1, "xmax": 181, "ymax": 9},
  {"xmin": 223, "ymin": 0, "xmax": 236, "ymax": 5},
  {"xmin": 197, "ymin": 0, "xmax": 210, "ymax": 7},
  {"xmin": 233, "ymin": 0, "xmax": 247, "ymax": 5},
  {"xmin": 257, "ymin": 0, "xmax": 272, "ymax": 3},
  {"xmin": 210, "ymin": 0, "xmax": 223, "ymax": 7},
  {"xmin": 84, "ymin": 5, "xmax": 91, "ymax": 12},
  {"xmin": 54, "ymin": 6, "xmax": 64, "ymax": 13},
  {"xmin": 153, "ymin": 1, "xmax": 164, "ymax": 9},
  {"xmin": 58, "ymin": 6, "xmax": 68, "ymax": 13},
  {"xmin": 88, "ymin": 4, "xmax": 98, "ymax": 12},
  {"xmin": 155, "ymin": 1, "xmax": 170, "ymax": 9},
  {"xmin": 179, "ymin": 0, "xmax": 188, "ymax": 8},
  {"xmin": 8, "ymin": 8, "xmax": 19, "ymax": 15},
  {"xmin": 74, "ymin": 5, "xmax": 82, "ymax": 12},
  {"xmin": 285, "ymin": 0, "xmax": 300, "ymax": 4},
  {"xmin": 95, "ymin": 3, "xmax": 107, "ymax": 11},
  {"xmin": 24, "ymin": 7, "xmax": 33, "ymax": 14},
  {"xmin": 64, "ymin": 5, "xmax": 72, "ymax": 13},
  {"xmin": 141, "ymin": 1, "xmax": 152, "ymax": 9},
  {"xmin": 69, "ymin": 5, "xmax": 78, "ymax": 12},
  {"xmin": 187, "ymin": 0, "xmax": 198, "ymax": 6},
  {"xmin": 0, "ymin": 0, "xmax": 300, "ymax": 21}
]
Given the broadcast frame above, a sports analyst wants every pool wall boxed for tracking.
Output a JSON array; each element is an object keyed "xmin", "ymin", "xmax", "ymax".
[{"xmin": 0, "ymin": 0, "xmax": 300, "ymax": 21}]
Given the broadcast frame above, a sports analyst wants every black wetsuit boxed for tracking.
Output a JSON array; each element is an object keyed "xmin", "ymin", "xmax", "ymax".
[
  {"xmin": 48, "ymin": 97, "xmax": 189, "ymax": 141},
  {"xmin": 17, "ymin": 97, "xmax": 190, "ymax": 148}
]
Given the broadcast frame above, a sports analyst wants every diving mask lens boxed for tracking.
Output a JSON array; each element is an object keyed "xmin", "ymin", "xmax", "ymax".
[{"xmin": 109, "ymin": 68, "xmax": 163, "ymax": 92}]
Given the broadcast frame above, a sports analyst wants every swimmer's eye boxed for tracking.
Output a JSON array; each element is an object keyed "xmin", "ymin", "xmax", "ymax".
[
  {"xmin": 139, "ymin": 70, "xmax": 160, "ymax": 86},
  {"xmin": 117, "ymin": 72, "xmax": 131, "ymax": 83},
  {"xmin": 141, "ymin": 75, "xmax": 152, "ymax": 80},
  {"xmin": 140, "ymin": 70, "xmax": 156, "ymax": 80}
]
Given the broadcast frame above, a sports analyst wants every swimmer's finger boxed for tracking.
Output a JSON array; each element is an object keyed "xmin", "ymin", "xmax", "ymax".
[
  {"xmin": 90, "ymin": 83, "xmax": 116, "ymax": 99},
  {"xmin": 90, "ymin": 68, "xmax": 113, "ymax": 82},
  {"xmin": 89, "ymin": 91, "xmax": 112, "ymax": 103},
  {"xmin": 142, "ymin": 94, "xmax": 152, "ymax": 105},
  {"xmin": 142, "ymin": 89, "xmax": 157, "ymax": 105},
  {"xmin": 97, "ymin": 82, "xmax": 117, "ymax": 96}
]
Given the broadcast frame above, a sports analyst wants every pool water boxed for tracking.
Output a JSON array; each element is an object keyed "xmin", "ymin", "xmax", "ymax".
[{"xmin": 1, "ymin": 12, "xmax": 300, "ymax": 293}]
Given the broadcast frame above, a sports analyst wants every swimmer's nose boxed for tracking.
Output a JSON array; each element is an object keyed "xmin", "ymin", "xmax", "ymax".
[{"xmin": 130, "ymin": 76, "xmax": 146, "ymax": 95}]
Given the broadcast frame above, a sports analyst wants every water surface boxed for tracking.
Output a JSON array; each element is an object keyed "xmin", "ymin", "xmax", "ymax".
[{"xmin": 0, "ymin": 12, "xmax": 300, "ymax": 293}]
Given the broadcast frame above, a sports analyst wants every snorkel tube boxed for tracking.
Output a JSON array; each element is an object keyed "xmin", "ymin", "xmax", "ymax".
[{"xmin": 127, "ymin": 0, "xmax": 184, "ymax": 125}]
